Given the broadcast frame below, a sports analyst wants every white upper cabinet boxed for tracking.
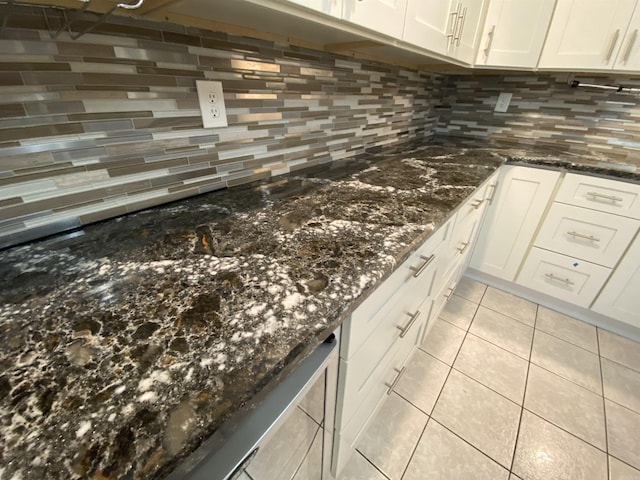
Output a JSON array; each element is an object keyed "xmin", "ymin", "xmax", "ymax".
[
  {"xmin": 538, "ymin": 0, "xmax": 638, "ymax": 70},
  {"xmin": 342, "ymin": 0, "xmax": 409, "ymax": 39},
  {"xmin": 475, "ymin": 0, "xmax": 556, "ymax": 68},
  {"xmin": 403, "ymin": 0, "xmax": 487, "ymax": 63},
  {"xmin": 286, "ymin": 0, "xmax": 343, "ymax": 17},
  {"xmin": 613, "ymin": 5, "xmax": 640, "ymax": 70}
]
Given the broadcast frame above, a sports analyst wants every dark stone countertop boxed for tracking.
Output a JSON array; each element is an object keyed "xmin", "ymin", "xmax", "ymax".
[{"xmin": 0, "ymin": 138, "xmax": 636, "ymax": 480}]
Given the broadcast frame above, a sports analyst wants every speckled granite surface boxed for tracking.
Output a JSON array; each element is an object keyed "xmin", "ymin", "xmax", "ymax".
[{"xmin": 0, "ymin": 139, "xmax": 636, "ymax": 480}]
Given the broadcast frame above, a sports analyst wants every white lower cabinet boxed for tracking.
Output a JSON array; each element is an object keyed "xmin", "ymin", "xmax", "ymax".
[
  {"xmin": 516, "ymin": 247, "xmax": 612, "ymax": 308},
  {"xmin": 592, "ymin": 233, "xmax": 640, "ymax": 327},
  {"xmin": 469, "ymin": 165, "xmax": 561, "ymax": 281},
  {"xmin": 332, "ymin": 174, "xmax": 495, "ymax": 475}
]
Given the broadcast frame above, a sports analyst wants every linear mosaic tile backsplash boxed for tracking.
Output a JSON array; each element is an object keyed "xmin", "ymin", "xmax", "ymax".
[
  {"xmin": 436, "ymin": 74, "xmax": 640, "ymax": 163},
  {"xmin": 0, "ymin": 6, "xmax": 442, "ymax": 248}
]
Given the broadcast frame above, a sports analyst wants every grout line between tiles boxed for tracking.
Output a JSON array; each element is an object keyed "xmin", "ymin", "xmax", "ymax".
[
  {"xmin": 508, "ymin": 303, "xmax": 537, "ymax": 474},
  {"xmin": 597, "ymin": 327, "xmax": 611, "ymax": 479},
  {"xmin": 353, "ymin": 448, "xmax": 391, "ymax": 480},
  {"xmin": 429, "ymin": 418, "xmax": 511, "ymax": 476}
]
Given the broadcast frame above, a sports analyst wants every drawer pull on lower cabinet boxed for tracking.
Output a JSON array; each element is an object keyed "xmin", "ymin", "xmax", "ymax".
[
  {"xmin": 410, "ymin": 254, "xmax": 435, "ymax": 278},
  {"xmin": 444, "ymin": 284, "xmax": 456, "ymax": 300},
  {"xmin": 586, "ymin": 191, "xmax": 623, "ymax": 203},
  {"xmin": 385, "ymin": 367, "xmax": 406, "ymax": 395},
  {"xmin": 397, "ymin": 310, "xmax": 421, "ymax": 338},
  {"xmin": 544, "ymin": 272, "xmax": 575, "ymax": 286},
  {"xmin": 457, "ymin": 242, "xmax": 469, "ymax": 254},
  {"xmin": 486, "ymin": 181, "xmax": 499, "ymax": 204},
  {"xmin": 471, "ymin": 199, "xmax": 484, "ymax": 209},
  {"xmin": 567, "ymin": 231, "xmax": 601, "ymax": 242}
]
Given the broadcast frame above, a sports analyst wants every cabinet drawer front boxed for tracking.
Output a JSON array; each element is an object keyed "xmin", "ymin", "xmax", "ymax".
[
  {"xmin": 336, "ymin": 334, "xmax": 414, "ymax": 448},
  {"xmin": 555, "ymin": 173, "xmax": 640, "ymax": 219},
  {"xmin": 517, "ymin": 247, "xmax": 611, "ymax": 308},
  {"xmin": 343, "ymin": 218, "xmax": 451, "ymax": 358},
  {"xmin": 535, "ymin": 203, "xmax": 640, "ymax": 268}
]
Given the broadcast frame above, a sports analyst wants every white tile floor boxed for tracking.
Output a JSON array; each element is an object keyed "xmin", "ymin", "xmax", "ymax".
[{"xmin": 338, "ymin": 277, "xmax": 640, "ymax": 480}]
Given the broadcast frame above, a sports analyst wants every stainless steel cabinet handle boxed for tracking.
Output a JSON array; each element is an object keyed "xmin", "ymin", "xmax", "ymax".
[
  {"xmin": 483, "ymin": 25, "xmax": 496, "ymax": 58},
  {"xmin": 544, "ymin": 273, "xmax": 574, "ymax": 286},
  {"xmin": 567, "ymin": 231, "xmax": 600, "ymax": 242},
  {"xmin": 471, "ymin": 199, "xmax": 484, "ymax": 209},
  {"xmin": 457, "ymin": 241, "xmax": 469, "ymax": 254},
  {"xmin": 455, "ymin": 6, "xmax": 467, "ymax": 46},
  {"xmin": 586, "ymin": 191, "xmax": 623, "ymax": 203},
  {"xmin": 444, "ymin": 284, "xmax": 456, "ymax": 300},
  {"xmin": 606, "ymin": 29, "xmax": 621, "ymax": 62},
  {"xmin": 446, "ymin": 3, "xmax": 461, "ymax": 44},
  {"xmin": 409, "ymin": 254, "xmax": 435, "ymax": 278},
  {"xmin": 385, "ymin": 366, "xmax": 406, "ymax": 395},
  {"xmin": 397, "ymin": 310, "xmax": 420, "ymax": 338},
  {"xmin": 623, "ymin": 29, "xmax": 638, "ymax": 63},
  {"xmin": 486, "ymin": 181, "xmax": 498, "ymax": 204}
]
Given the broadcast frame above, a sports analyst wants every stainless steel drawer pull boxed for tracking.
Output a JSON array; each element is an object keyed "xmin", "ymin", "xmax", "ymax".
[
  {"xmin": 444, "ymin": 284, "xmax": 456, "ymax": 300},
  {"xmin": 397, "ymin": 310, "xmax": 421, "ymax": 338},
  {"xmin": 471, "ymin": 199, "xmax": 484, "ymax": 209},
  {"xmin": 586, "ymin": 191, "xmax": 623, "ymax": 203},
  {"xmin": 544, "ymin": 273, "xmax": 575, "ymax": 286},
  {"xmin": 486, "ymin": 181, "xmax": 499, "ymax": 204},
  {"xmin": 567, "ymin": 231, "xmax": 600, "ymax": 242},
  {"xmin": 457, "ymin": 242, "xmax": 469, "ymax": 254},
  {"xmin": 385, "ymin": 366, "xmax": 406, "ymax": 395},
  {"xmin": 446, "ymin": 5, "xmax": 460, "ymax": 43},
  {"xmin": 410, "ymin": 254, "xmax": 435, "ymax": 278}
]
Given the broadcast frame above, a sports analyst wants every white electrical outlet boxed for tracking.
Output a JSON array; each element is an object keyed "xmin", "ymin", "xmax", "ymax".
[
  {"xmin": 196, "ymin": 80, "xmax": 228, "ymax": 128},
  {"xmin": 494, "ymin": 92, "xmax": 512, "ymax": 113}
]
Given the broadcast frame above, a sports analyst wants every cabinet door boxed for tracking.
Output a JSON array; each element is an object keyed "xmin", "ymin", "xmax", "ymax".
[
  {"xmin": 469, "ymin": 166, "xmax": 561, "ymax": 281},
  {"xmin": 538, "ymin": 0, "xmax": 637, "ymax": 70},
  {"xmin": 614, "ymin": 4, "xmax": 640, "ymax": 71},
  {"xmin": 287, "ymin": 0, "xmax": 343, "ymax": 16},
  {"xmin": 448, "ymin": 0, "xmax": 487, "ymax": 64},
  {"xmin": 475, "ymin": 0, "xmax": 555, "ymax": 68},
  {"xmin": 402, "ymin": 0, "xmax": 457, "ymax": 55},
  {"xmin": 343, "ymin": 0, "xmax": 408, "ymax": 39},
  {"xmin": 592, "ymin": 234, "xmax": 640, "ymax": 327}
]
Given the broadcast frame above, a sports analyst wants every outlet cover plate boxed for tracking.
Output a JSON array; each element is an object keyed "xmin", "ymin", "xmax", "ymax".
[
  {"xmin": 196, "ymin": 80, "xmax": 228, "ymax": 128},
  {"xmin": 494, "ymin": 92, "xmax": 512, "ymax": 113}
]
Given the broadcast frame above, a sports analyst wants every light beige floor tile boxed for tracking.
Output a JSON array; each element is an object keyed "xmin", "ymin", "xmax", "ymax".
[
  {"xmin": 599, "ymin": 329, "xmax": 640, "ymax": 373},
  {"xmin": 531, "ymin": 330, "xmax": 602, "ymax": 394},
  {"xmin": 524, "ymin": 364, "xmax": 606, "ymax": 450},
  {"xmin": 480, "ymin": 286, "xmax": 537, "ymax": 326},
  {"xmin": 237, "ymin": 472, "xmax": 251, "ymax": 480},
  {"xmin": 609, "ymin": 456, "xmax": 640, "ymax": 480},
  {"xmin": 356, "ymin": 393, "xmax": 427, "ymax": 480},
  {"xmin": 512, "ymin": 411, "xmax": 607, "ymax": 480},
  {"xmin": 453, "ymin": 333, "xmax": 528, "ymax": 404},
  {"xmin": 420, "ymin": 317, "xmax": 466, "ymax": 365},
  {"xmin": 469, "ymin": 306, "xmax": 534, "ymax": 359},
  {"xmin": 337, "ymin": 451, "xmax": 387, "ymax": 480},
  {"xmin": 298, "ymin": 373, "xmax": 325, "ymax": 425},
  {"xmin": 394, "ymin": 349, "xmax": 450, "ymax": 415},
  {"xmin": 602, "ymin": 358, "xmax": 640, "ymax": 414},
  {"xmin": 403, "ymin": 420, "xmax": 509, "ymax": 480},
  {"xmin": 509, "ymin": 475, "xmax": 523, "ymax": 480},
  {"xmin": 247, "ymin": 407, "xmax": 319, "ymax": 480},
  {"xmin": 292, "ymin": 428, "xmax": 322, "ymax": 480},
  {"xmin": 536, "ymin": 306, "xmax": 598, "ymax": 353},
  {"xmin": 439, "ymin": 294, "xmax": 478, "ymax": 330},
  {"xmin": 454, "ymin": 277, "xmax": 487, "ymax": 304},
  {"xmin": 606, "ymin": 400, "xmax": 640, "ymax": 471},
  {"xmin": 432, "ymin": 369, "xmax": 521, "ymax": 468}
]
